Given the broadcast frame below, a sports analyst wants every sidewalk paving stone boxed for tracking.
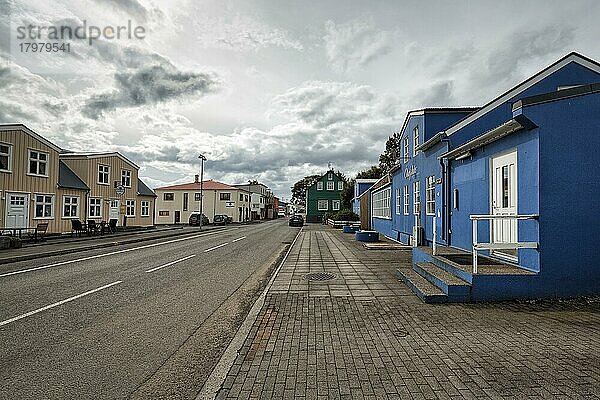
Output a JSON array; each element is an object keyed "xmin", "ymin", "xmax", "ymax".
[{"xmin": 215, "ymin": 224, "xmax": 600, "ymax": 399}]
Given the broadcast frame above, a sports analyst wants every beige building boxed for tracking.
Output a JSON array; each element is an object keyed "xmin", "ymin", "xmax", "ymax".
[
  {"xmin": 155, "ymin": 178, "xmax": 251, "ymax": 224},
  {"xmin": 0, "ymin": 124, "xmax": 155, "ymax": 234}
]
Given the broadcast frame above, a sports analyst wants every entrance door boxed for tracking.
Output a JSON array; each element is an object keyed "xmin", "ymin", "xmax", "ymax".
[
  {"xmin": 109, "ymin": 200, "xmax": 120, "ymax": 223},
  {"xmin": 6, "ymin": 193, "xmax": 29, "ymax": 228},
  {"xmin": 174, "ymin": 211, "xmax": 181, "ymax": 224},
  {"xmin": 491, "ymin": 151, "xmax": 517, "ymax": 259}
]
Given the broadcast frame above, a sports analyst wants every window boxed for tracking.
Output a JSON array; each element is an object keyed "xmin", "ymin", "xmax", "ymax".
[
  {"xmin": 403, "ymin": 136, "xmax": 409, "ymax": 162},
  {"xmin": 338, "ymin": 181, "xmax": 344, "ymax": 191},
  {"xmin": 63, "ymin": 196, "xmax": 79, "ymax": 218},
  {"xmin": 183, "ymin": 193, "xmax": 189, "ymax": 211},
  {"xmin": 88, "ymin": 197, "xmax": 102, "ymax": 218},
  {"xmin": 395, "ymin": 188, "xmax": 401, "ymax": 215},
  {"xmin": 372, "ymin": 187, "xmax": 391, "ymax": 218},
  {"xmin": 426, "ymin": 176, "xmax": 435, "ymax": 215},
  {"xmin": 126, "ymin": 200, "xmax": 135, "ymax": 217},
  {"xmin": 245, "ymin": 195, "xmax": 249, "ymax": 201},
  {"xmin": 98, "ymin": 165, "xmax": 110, "ymax": 185},
  {"xmin": 164, "ymin": 193, "xmax": 174, "ymax": 201},
  {"xmin": 332, "ymin": 200, "xmax": 340, "ymax": 211},
  {"xmin": 317, "ymin": 200, "xmax": 328, "ymax": 211},
  {"xmin": 220, "ymin": 192, "xmax": 231, "ymax": 201},
  {"xmin": 413, "ymin": 181, "xmax": 420, "ymax": 215},
  {"xmin": 327, "ymin": 181, "xmax": 334, "ymax": 191},
  {"xmin": 141, "ymin": 201, "xmax": 150, "ymax": 217},
  {"xmin": 403, "ymin": 185, "xmax": 409, "ymax": 215},
  {"xmin": 240, "ymin": 193, "xmax": 244, "ymax": 201},
  {"xmin": 328, "ymin": 172, "xmax": 333, "ymax": 180},
  {"xmin": 0, "ymin": 143, "xmax": 12, "ymax": 172},
  {"xmin": 159, "ymin": 210, "xmax": 169, "ymax": 216},
  {"xmin": 121, "ymin": 169, "xmax": 132, "ymax": 187},
  {"xmin": 317, "ymin": 181, "xmax": 323, "ymax": 191},
  {"xmin": 35, "ymin": 194, "xmax": 53, "ymax": 218},
  {"xmin": 413, "ymin": 125, "xmax": 419, "ymax": 156},
  {"xmin": 29, "ymin": 150, "xmax": 48, "ymax": 176},
  {"xmin": 195, "ymin": 193, "xmax": 201, "ymax": 201}
]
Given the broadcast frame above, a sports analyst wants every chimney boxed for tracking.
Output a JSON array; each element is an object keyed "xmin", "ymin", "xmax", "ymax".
[{"xmin": 194, "ymin": 174, "xmax": 199, "ymax": 183}]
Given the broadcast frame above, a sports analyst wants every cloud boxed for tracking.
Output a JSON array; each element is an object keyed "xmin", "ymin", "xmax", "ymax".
[
  {"xmin": 81, "ymin": 64, "xmax": 221, "ymax": 119},
  {"xmin": 195, "ymin": 14, "xmax": 303, "ymax": 51},
  {"xmin": 97, "ymin": 0, "xmax": 150, "ymax": 22},
  {"xmin": 323, "ymin": 18, "xmax": 392, "ymax": 72}
]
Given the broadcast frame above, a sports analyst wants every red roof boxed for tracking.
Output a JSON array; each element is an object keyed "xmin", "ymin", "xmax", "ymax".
[{"xmin": 155, "ymin": 180, "xmax": 239, "ymax": 191}]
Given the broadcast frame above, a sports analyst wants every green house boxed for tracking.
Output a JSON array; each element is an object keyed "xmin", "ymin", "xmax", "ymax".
[{"xmin": 306, "ymin": 170, "xmax": 345, "ymax": 223}]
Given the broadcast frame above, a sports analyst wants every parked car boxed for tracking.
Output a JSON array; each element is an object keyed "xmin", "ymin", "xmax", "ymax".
[
  {"xmin": 289, "ymin": 215, "xmax": 304, "ymax": 227},
  {"xmin": 278, "ymin": 211, "xmax": 286, "ymax": 218},
  {"xmin": 213, "ymin": 214, "xmax": 232, "ymax": 225},
  {"xmin": 189, "ymin": 212, "xmax": 209, "ymax": 226}
]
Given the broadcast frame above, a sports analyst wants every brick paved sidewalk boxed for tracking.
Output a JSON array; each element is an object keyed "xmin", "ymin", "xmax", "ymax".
[{"xmin": 215, "ymin": 225, "xmax": 600, "ymax": 399}]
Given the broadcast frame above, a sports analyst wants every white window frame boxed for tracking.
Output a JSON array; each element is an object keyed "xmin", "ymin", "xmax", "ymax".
[
  {"xmin": 317, "ymin": 199, "xmax": 328, "ymax": 211},
  {"xmin": 34, "ymin": 194, "xmax": 54, "ymax": 219},
  {"xmin": 395, "ymin": 188, "xmax": 401, "ymax": 215},
  {"xmin": 88, "ymin": 197, "xmax": 102, "ymax": 218},
  {"xmin": 327, "ymin": 181, "xmax": 334, "ymax": 191},
  {"xmin": 403, "ymin": 136, "xmax": 409, "ymax": 163},
  {"xmin": 426, "ymin": 176, "xmax": 436, "ymax": 216},
  {"xmin": 413, "ymin": 125, "xmax": 419, "ymax": 156},
  {"xmin": 317, "ymin": 181, "xmax": 323, "ymax": 191},
  {"xmin": 338, "ymin": 181, "xmax": 344, "ymax": 191},
  {"xmin": 328, "ymin": 172, "xmax": 333, "ymax": 180},
  {"xmin": 121, "ymin": 169, "xmax": 132, "ymax": 188},
  {"xmin": 28, "ymin": 149, "xmax": 49, "ymax": 177},
  {"xmin": 141, "ymin": 201, "xmax": 150, "ymax": 217},
  {"xmin": 413, "ymin": 181, "xmax": 420, "ymax": 215},
  {"xmin": 98, "ymin": 164, "xmax": 110, "ymax": 185},
  {"xmin": 332, "ymin": 200, "xmax": 340, "ymax": 211},
  {"xmin": 126, "ymin": 199, "xmax": 135, "ymax": 217},
  {"xmin": 372, "ymin": 186, "xmax": 391, "ymax": 219},
  {"xmin": 0, "ymin": 142, "xmax": 13, "ymax": 172},
  {"xmin": 62, "ymin": 196, "xmax": 79, "ymax": 219},
  {"xmin": 403, "ymin": 185, "xmax": 409, "ymax": 215}
]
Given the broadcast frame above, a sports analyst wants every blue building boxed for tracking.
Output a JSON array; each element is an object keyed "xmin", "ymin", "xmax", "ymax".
[
  {"xmin": 352, "ymin": 178, "xmax": 378, "ymax": 216},
  {"xmin": 370, "ymin": 52, "xmax": 600, "ymax": 302}
]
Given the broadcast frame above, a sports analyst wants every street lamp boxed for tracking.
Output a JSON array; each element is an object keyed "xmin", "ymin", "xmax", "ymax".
[{"xmin": 198, "ymin": 154, "xmax": 207, "ymax": 230}]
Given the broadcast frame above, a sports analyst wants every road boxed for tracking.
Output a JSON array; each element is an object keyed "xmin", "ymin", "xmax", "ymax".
[{"xmin": 0, "ymin": 219, "xmax": 299, "ymax": 400}]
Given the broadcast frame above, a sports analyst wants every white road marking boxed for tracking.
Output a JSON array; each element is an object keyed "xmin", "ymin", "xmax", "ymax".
[
  {"xmin": 0, "ymin": 230, "xmax": 227, "ymax": 278},
  {"xmin": 203, "ymin": 243, "xmax": 229, "ymax": 253},
  {"xmin": 0, "ymin": 281, "xmax": 122, "ymax": 327},
  {"xmin": 145, "ymin": 254, "xmax": 196, "ymax": 273},
  {"xmin": 231, "ymin": 236, "xmax": 247, "ymax": 243}
]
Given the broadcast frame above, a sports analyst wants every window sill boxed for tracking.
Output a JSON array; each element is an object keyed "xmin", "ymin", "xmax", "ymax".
[
  {"xmin": 27, "ymin": 173, "xmax": 49, "ymax": 178},
  {"xmin": 62, "ymin": 216, "xmax": 80, "ymax": 220},
  {"xmin": 0, "ymin": 170, "xmax": 12, "ymax": 174},
  {"xmin": 97, "ymin": 182, "xmax": 110, "ymax": 186},
  {"xmin": 373, "ymin": 216, "xmax": 392, "ymax": 220},
  {"xmin": 33, "ymin": 217, "xmax": 53, "ymax": 220}
]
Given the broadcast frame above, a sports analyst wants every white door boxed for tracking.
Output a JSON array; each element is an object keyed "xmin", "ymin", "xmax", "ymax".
[
  {"xmin": 491, "ymin": 151, "xmax": 517, "ymax": 259},
  {"xmin": 109, "ymin": 199, "xmax": 119, "ymax": 223},
  {"xmin": 6, "ymin": 193, "xmax": 29, "ymax": 228}
]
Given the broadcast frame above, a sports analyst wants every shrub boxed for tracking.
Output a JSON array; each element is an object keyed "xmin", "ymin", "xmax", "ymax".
[{"xmin": 332, "ymin": 209, "xmax": 359, "ymax": 221}]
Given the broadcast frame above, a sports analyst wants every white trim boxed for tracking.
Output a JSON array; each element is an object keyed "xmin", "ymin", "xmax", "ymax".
[
  {"xmin": 445, "ymin": 53, "xmax": 600, "ymax": 137},
  {"xmin": 88, "ymin": 197, "xmax": 102, "ymax": 219},
  {"xmin": 0, "ymin": 124, "xmax": 63, "ymax": 153},
  {"xmin": 62, "ymin": 195, "xmax": 80, "ymax": 219},
  {"xmin": 0, "ymin": 141, "xmax": 13, "ymax": 173},
  {"xmin": 317, "ymin": 199, "xmax": 328, "ymax": 211},
  {"xmin": 121, "ymin": 169, "xmax": 132, "ymax": 188},
  {"xmin": 140, "ymin": 200, "xmax": 150, "ymax": 217},
  {"xmin": 125, "ymin": 199, "xmax": 136, "ymax": 217},
  {"xmin": 33, "ymin": 193, "xmax": 54, "ymax": 219},
  {"xmin": 27, "ymin": 148, "xmax": 49, "ymax": 177},
  {"xmin": 97, "ymin": 164, "xmax": 110, "ymax": 185},
  {"xmin": 60, "ymin": 152, "xmax": 139, "ymax": 169}
]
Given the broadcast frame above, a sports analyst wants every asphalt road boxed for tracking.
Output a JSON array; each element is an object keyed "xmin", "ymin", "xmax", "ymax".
[{"xmin": 0, "ymin": 219, "xmax": 299, "ymax": 400}]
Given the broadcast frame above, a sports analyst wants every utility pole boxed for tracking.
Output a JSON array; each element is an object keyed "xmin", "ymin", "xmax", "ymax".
[{"xmin": 198, "ymin": 154, "xmax": 206, "ymax": 230}]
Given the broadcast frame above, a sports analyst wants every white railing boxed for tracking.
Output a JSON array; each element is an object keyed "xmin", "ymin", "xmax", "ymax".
[
  {"xmin": 432, "ymin": 216, "xmax": 437, "ymax": 255},
  {"xmin": 326, "ymin": 219, "xmax": 361, "ymax": 228},
  {"xmin": 470, "ymin": 214, "xmax": 538, "ymax": 274}
]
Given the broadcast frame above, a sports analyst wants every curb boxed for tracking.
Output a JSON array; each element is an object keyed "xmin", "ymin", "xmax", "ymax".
[
  {"xmin": 196, "ymin": 227, "xmax": 303, "ymax": 400},
  {"xmin": 0, "ymin": 226, "xmax": 228, "ymax": 266}
]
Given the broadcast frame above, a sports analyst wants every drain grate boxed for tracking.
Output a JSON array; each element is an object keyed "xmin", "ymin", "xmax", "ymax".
[{"xmin": 304, "ymin": 272, "xmax": 336, "ymax": 282}]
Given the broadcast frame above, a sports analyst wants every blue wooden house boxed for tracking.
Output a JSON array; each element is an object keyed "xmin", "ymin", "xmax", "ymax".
[{"xmin": 371, "ymin": 52, "xmax": 600, "ymax": 302}]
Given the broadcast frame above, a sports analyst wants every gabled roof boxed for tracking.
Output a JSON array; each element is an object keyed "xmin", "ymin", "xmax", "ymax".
[
  {"xmin": 513, "ymin": 82, "xmax": 600, "ymax": 111},
  {"xmin": 443, "ymin": 52, "xmax": 600, "ymax": 137},
  {"xmin": 58, "ymin": 160, "xmax": 90, "ymax": 191},
  {"xmin": 155, "ymin": 179, "xmax": 239, "ymax": 191},
  {"xmin": 137, "ymin": 178, "xmax": 156, "ymax": 197},
  {"xmin": 60, "ymin": 152, "xmax": 139, "ymax": 169},
  {"xmin": 0, "ymin": 124, "xmax": 63, "ymax": 153},
  {"xmin": 398, "ymin": 107, "xmax": 479, "ymax": 138}
]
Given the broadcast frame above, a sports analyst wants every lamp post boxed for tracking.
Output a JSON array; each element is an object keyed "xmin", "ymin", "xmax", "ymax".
[{"xmin": 198, "ymin": 154, "xmax": 206, "ymax": 230}]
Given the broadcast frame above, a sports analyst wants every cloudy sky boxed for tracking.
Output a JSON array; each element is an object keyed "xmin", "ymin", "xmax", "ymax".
[{"xmin": 1, "ymin": 0, "xmax": 599, "ymax": 199}]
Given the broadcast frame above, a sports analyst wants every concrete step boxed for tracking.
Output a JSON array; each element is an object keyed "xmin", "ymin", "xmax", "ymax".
[
  {"xmin": 430, "ymin": 254, "xmax": 474, "ymax": 284},
  {"xmin": 396, "ymin": 268, "xmax": 447, "ymax": 303},
  {"xmin": 414, "ymin": 262, "xmax": 471, "ymax": 302}
]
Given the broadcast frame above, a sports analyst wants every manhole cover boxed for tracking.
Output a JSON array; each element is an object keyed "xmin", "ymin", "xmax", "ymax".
[{"xmin": 304, "ymin": 272, "xmax": 336, "ymax": 282}]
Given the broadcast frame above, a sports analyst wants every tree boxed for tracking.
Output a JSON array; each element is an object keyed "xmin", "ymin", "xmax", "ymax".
[
  {"xmin": 290, "ymin": 175, "xmax": 320, "ymax": 206},
  {"xmin": 247, "ymin": 179, "xmax": 259, "ymax": 185},
  {"xmin": 356, "ymin": 165, "xmax": 383, "ymax": 179},
  {"xmin": 340, "ymin": 165, "xmax": 384, "ymax": 209},
  {"xmin": 378, "ymin": 132, "xmax": 401, "ymax": 173}
]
